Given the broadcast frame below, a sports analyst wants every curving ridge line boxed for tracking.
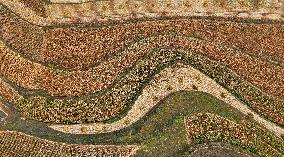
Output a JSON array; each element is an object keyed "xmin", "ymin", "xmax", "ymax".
[
  {"xmin": 1, "ymin": 5, "xmax": 284, "ymax": 70},
  {"xmin": 4, "ymin": 47, "xmax": 284, "ymax": 126},
  {"xmin": 1, "ymin": 33, "xmax": 284, "ymax": 99},
  {"xmin": 1, "ymin": 14, "xmax": 283, "ymax": 70},
  {"xmin": 0, "ymin": 1, "xmax": 47, "ymax": 26},
  {"xmin": 50, "ymin": 63, "xmax": 284, "ymax": 137}
]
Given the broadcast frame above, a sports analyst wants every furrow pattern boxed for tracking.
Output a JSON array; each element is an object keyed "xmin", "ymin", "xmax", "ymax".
[
  {"xmin": 186, "ymin": 113, "xmax": 284, "ymax": 157},
  {"xmin": 49, "ymin": 64, "xmax": 284, "ymax": 136},
  {"xmin": 11, "ymin": 48, "xmax": 284, "ymax": 127},
  {"xmin": 0, "ymin": 131, "xmax": 138, "ymax": 157}
]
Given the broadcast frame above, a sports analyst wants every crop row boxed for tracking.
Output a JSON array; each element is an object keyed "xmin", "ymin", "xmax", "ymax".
[
  {"xmin": 15, "ymin": 48, "xmax": 284, "ymax": 126},
  {"xmin": 2, "ymin": 90, "xmax": 281, "ymax": 156},
  {"xmin": 1, "ymin": 32, "xmax": 283, "ymax": 99},
  {"xmin": 42, "ymin": 19, "xmax": 284, "ymax": 70},
  {"xmin": 4, "ymin": 0, "xmax": 284, "ymax": 26},
  {"xmin": 188, "ymin": 143, "xmax": 254, "ymax": 157},
  {"xmin": 186, "ymin": 112, "xmax": 284, "ymax": 157},
  {"xmin": 18, "ymin": 0, "xmax": 47, "ymax": 17},
  {"xmin": 48, "ymin": 63, "xmax": 283, "ymax": 135},
  {"xmin": 0, "ymin": 131, "xmax": 136, "ymax": 157},
  {"xmin": 0, "ymin": 78, "xmax": 20, "ymax": 102},
  {"xmin": 1, "ymin": 5, "xmax": 283, "ymax": 70},
  {"xmin": 0, "ymin": 5, "xmax": 43, "ymax": 58}
]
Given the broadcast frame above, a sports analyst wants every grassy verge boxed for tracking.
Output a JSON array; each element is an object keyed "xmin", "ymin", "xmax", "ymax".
[{"xmin": 1, "ymin": 91, "xmax": 282, "ymax": 156}]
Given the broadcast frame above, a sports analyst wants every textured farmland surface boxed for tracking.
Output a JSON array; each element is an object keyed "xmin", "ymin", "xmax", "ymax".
[
  {"xmin": 0, "ymin": 0, "xmax": 283, "ymax": 156},
  {"xmin": 0, "ymin": 131, "xmax": 137, "ymax": 157}
]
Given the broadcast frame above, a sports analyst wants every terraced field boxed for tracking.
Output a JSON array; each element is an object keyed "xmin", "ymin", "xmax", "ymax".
[{"xmin": 0, "ymin": 0, "xmax": 283, "ymax": 156}]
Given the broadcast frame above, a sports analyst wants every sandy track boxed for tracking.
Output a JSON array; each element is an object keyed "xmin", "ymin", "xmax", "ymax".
[
  {"xmin": 50, "ymin": 63, "xmax": 284, "ymax": 137},
  {"xmin": 1, "ymin": 0, "xmax": 283, "ymax": 25}
]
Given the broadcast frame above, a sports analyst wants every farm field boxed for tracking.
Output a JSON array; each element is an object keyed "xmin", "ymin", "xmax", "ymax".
[{"xmin": 0, "ymin": 0, "xmax": 283, "ymax": 156}]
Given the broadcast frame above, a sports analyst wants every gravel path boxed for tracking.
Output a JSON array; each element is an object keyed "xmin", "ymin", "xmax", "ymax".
[{"xmin": 50, "ymin": 63, "xmax": 284, "ymax": 137}]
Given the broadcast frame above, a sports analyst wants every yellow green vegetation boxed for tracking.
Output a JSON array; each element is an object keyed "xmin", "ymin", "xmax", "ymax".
[{"xmin": 2, "ymin": 91, "xmax": 283, "ymax": 156}]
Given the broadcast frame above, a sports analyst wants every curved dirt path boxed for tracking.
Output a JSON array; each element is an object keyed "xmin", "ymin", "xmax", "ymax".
[
  {"xmin": 50, "ymin": 63, "xmax": 284, "ymax": 137},
  {"xmin": 1, "ymin": 0, "xmax": 283, "ymax": 26}
]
